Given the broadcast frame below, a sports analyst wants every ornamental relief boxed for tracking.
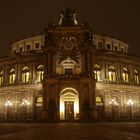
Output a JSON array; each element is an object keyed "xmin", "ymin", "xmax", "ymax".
[{"xmin": 58, "ymin": 36, "xmax": 80, "ymax": 51}]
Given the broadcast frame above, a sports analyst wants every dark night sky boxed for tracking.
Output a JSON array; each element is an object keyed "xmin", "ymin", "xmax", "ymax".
[{"xmin": 0, "ymin": 0, "xmax": 139, "ymax": 57}]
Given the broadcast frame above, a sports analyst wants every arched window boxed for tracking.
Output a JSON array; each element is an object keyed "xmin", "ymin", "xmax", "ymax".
[
  {"xmin": 0, "ymin": 71, "xmax": 4, "ymax": 85},
  {"xmin": 36, "ymin": 96, "xmax": 43, "ymax": 106},
  {"xmin": 37, "ymin": 65, "xmax": 44, "ymax": 82},
  {"xmin": 22, "ymin": 66, "xmax": 30, "ymax": 82},
  {"xmin": 108, "ymin": 66, "xmax": 116, "ymax": 82},
  {"xmin": 94, "ymin": 64, "xmax": 101, "ymax": 81},
  {"xmin": 122, "ymin": 67, "xmax": 129, "ymax": 82},
  {"xmin": 134, "ymin": 69, "xmax": 139, "ymax": 84},
  {"xmin": 9, "ymin": 68, "xmax": 15, "ymax": 84},
  {"xmin": 96, "ymin": 96, "xmax": 103, "ymax": 106}
]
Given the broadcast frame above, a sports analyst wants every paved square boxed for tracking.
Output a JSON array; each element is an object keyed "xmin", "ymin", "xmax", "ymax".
[{"xmin": 0, "ymin": 122, "xmax": 140, "ymax": 140}]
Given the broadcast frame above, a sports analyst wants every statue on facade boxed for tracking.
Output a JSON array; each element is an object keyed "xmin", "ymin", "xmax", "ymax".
[{"xmin": 59, "ymin": 7, "xmax": 78, "ymax": 26}]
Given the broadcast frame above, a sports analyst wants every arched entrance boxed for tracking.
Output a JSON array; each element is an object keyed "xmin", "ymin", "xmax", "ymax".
[{"xmin": 60, "ymin": 88, "xmax": 79, "ymax": 120}]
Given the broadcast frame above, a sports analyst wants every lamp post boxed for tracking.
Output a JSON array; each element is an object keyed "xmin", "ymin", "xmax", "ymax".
[
  {"xmin": 5, "ymin": 100, "xmax": 12, "ymax": 120},
  {"xmin": 127, "ymin": 99, "xmax": 134, "ymax": 120},
  {"xmin": 109, "ymin": 99, "xmax": 119, "ymax": 120},
  {"xmin": 21, "ymin": 99, "xmax": 30, "ymax": 120}
]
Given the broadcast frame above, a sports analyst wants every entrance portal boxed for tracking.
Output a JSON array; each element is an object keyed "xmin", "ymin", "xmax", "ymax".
[
  {"xmin": 60, "ymin": 88, "xmax": 79, "ymax": 120},
  {"xmin": 65, "ymin": 101, "xmax": 74, "ymax": 120}
]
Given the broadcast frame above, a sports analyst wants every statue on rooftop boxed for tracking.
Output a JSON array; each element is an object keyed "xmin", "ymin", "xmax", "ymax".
[{"xmin": 59, "ymin": 7, "xmax": 78, "ymax": 26}]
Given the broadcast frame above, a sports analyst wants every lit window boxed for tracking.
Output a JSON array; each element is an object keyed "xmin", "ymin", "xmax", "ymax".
[
  {"xmin": 0, "ymin": 71, "xmax": 4, "ymax": 85},
  {"xmin": 37, "ymin": 65, "xmax": 44, "ymax": 82},
  {"xmin": 134, "ymin": 69, "xmax": 139, "ymax": 84},
  {"xmin": 122, "ymin": 67, "xmax": 129, "ymax": 82},
  {"xmin": 94, "ymin": 64, "xmax": 101, "ymax": 81},
  {"xmin": 96, "ymin": 96, "xmax": 103, "ymax": 106},
  {"xmin": 36, "ymin": 96, "xmax": 43, "ymax": 106},
  {"xmin": 22, "ymin": 66, "xmax": 30, "ymax": 82},
  {"xmin": 9, "ymin": 68, "xmax": 16, "ymax": 84},
  {"xmin": 108, "ymin": 66, "xmax": 116, "ymax": 82}
]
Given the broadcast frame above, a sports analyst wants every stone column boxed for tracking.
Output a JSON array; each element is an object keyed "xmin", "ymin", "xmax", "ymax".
[
  {"xmin": 4, "ymin": 65, "xmax": 8, "ymax": 86},
  {"xmin": 42, "ymin": 82, "xmax": 48, "ymax": 120},
  {"xmin": 15, "ymin": 64, "xmax": 19, "ymax": 84},
  {"xmin": 17, "ymin": 64, "xmax": 21, "ymax": 83},
  {"xmin": 83, "ymin": 52, "xmax": 92, "ymax": 75},
  {"xmin": 32, "ymin": 61, "xmax": 36, "ymax": 83}
]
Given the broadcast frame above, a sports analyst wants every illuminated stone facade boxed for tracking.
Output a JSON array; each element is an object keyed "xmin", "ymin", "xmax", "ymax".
[{"xmin": 0, "ymin": 7, "xmax": 140, "ymax": 121}]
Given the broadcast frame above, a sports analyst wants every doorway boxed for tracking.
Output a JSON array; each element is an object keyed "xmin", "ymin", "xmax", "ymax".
[
  {"xmin": 65, "ymin": 101, "xmax": 74, "ymax": 120},
  {"xmin": 60, "ymin": 87, "xmax": 79, "ymax": 120}
]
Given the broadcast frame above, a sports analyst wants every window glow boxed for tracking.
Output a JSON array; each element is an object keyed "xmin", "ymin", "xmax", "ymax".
[
  {"xmin": 9, "ymin": 68, "xmax": 16, "ymax": 84},
  {"xmin": 22, "ymin": 66, "xmax": 30, "ymax": 82},
  {"xmin": 108, "ymin": 66, "xmax": 116, "ymax": 82},
  {"xmin": 96, "ymin": 96, "xmax": 103, "ymax": 106},
  {"xmin": 134, "ymin": 69, "xmax": 139, "ymax": 84},
  {"xmin": 36, "ymin": 96, "xmax": 43, "ymax": 106},
  {"xmin": 0, "ymin": 71, "xmax": 4, "ymax": 85},
  {"xmin": 37, "ymin": 65, "xmax": 44, "ymax": 82},
  {"xmin": 122, "ymin": 67, "xmax": 129, "ymax": 82},
  {"xmin": 94, "ymin": 64, "xmax": 101, "ymax": 81}
]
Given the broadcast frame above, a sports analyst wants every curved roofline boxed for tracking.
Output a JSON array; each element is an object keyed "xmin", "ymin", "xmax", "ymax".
[{"xmin": 11, "ymin": 32, "xmax": 128, "ymax": 46}]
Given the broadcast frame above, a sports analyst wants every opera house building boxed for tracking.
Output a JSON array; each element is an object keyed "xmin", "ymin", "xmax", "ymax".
[{"xmin": 0, "ymin": 8, "xmax": 140, "ymax": 122}]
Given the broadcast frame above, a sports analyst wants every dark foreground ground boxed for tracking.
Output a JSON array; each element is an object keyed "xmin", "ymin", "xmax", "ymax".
[{"xmin": 0, "ymin": 122, "xmax": 140, "ymax": 140}]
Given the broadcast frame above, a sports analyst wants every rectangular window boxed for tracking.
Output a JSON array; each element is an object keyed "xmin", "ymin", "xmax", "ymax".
[
  {"xmin": 126, "ymin": 74, "xmax": 129, "ymax": 82},
  {"xmin": 13, "ymin": 49, "xmax": 16, "ymax": 54},
  {"xmin": 107, "ymin": 44, "xmax": 111, "ymax": 50},
  {"xmin": 121, "ymin": 48, "xmax": 124, "ymax": 53},
  {"xmin": 22, "ymin": 73, "xmax": 25, "ymax": 82},
  {"xmin": 0, "ymin": 76, "xmax": 3, "ymax": 85},
  {"xmin": 35, "ymin": 43, "xmax": 40, "ymax": 49},
  {"xmin": 123, "ymin": 73, "xmax": 129, "ymax": 82},
  {"xmin": 137, "ymin": 76, "xmax": 139, "ymax": 84},
  {"xmin": 65, "ymin": 69, "xmax": 73, "ymax": 74},
  {"xmin": 94, "ymin": 70, "xmax": 101, "ymax": 81},
  {"xmin": 134, "ymin": 75, "xmax": 139, "ymax": 84},
  {"xmin": 19, "ymin": 47, "xmax": 23, "ymax": 52},
  {"xmin": 114, "ymin": 46, "xmax": 118, "ymax": 51},
  {"xmin": 97, "ymin": 71, "xmax": 101, "ymax": 81},
  {"xmin": 9, "ymin": 74, "xmax": 15, "ymax": 84},
  {"xmin": 26, "ymin": 45, "xmax": 31, "ymax": 51},
  {"xmin": 26, "ymin": 72, "xmax": 29, "ymax": 82},
  {"xmin": 98, "ymin": 42, "xmax": 103, "ymax": 48},
  {"xmin": 22, "ymin": 72, "xmax": 29, "ymax": 82},
  {"xmin": 37, "ymin": 71, "xmax": 44, "ymax": 81}
]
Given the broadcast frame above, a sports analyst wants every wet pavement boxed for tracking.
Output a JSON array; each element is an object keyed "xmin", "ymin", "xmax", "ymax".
[{"xmin": 0, "ymin": 122, "xmax": 140, "ymax": 140}]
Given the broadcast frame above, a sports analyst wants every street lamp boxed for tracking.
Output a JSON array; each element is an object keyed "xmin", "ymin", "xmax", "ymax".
[
  {"xmin": 5, "ymin": 100, "xmax": 12, "ymax": 120},
  {"xmin": 21, "ymin": 99, "xmax": 30, "ymax": 120},
  {"xmin": 127, "ymin": 99, "xmax": 134, "ymax": 120},
  {"xmin": 109, "ymin": 99, "xmax": 119, "ymax": 120}
]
